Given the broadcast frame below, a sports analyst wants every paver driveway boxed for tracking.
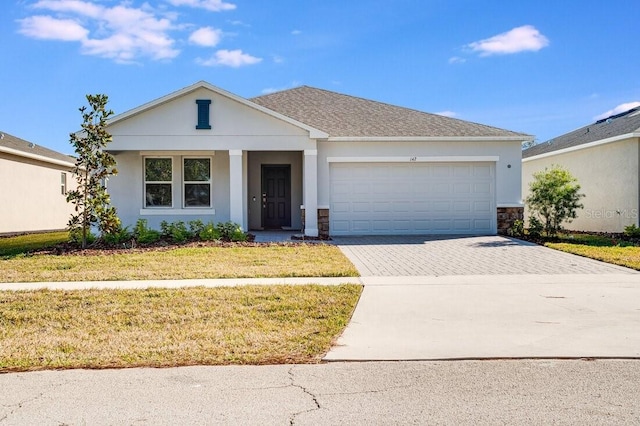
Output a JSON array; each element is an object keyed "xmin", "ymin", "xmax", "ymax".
[
  {"xmin": 334, "ymin": 235, "xmax": 636, "ymax": 276},
  {"xmin": 326, "ymin": 235, "xmax": 640, "ymax": 361}
]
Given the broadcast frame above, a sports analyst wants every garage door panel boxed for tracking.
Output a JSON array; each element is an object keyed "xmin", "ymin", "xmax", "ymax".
[
  {"xmin": 373, "ymin": 220, "xmax": 392, "ymax": 231},
  {"xmin": 474, "ymin": 200, "xmax": 492, "ymax": 212},
  {"xmin": 454, "ymin": 183, "xmax": 471, "ymax": 194},
  {"xmin": 474, "ymin": 164, "xmax": 493, "ymax": 177},
  {"xmin": 371, "ymin": 201, "xmax": 390, "ymax": 212},
  {"xmin": 433, "ymin": 183, "xmax": 451, "ymax": 193},
  {"xmin": 433, "ymin": 201, "xmax": 451, "ymax": 212},
  {"xmin": 329, "ymin": 162, "xmax": 495, "ymax": 235},
  {"xmin": 413, "ymin": 201, "xmax": 429, "ymax": 212},
  {"xmin": 454, "ymin": 201, "xmax": 471, "ymax": 212}
]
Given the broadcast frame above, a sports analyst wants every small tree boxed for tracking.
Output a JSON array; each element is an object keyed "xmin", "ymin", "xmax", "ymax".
[
  {"xmin": 525, "ymin": 165, "xmax": 584, "ymax": 237},
  {"xmin": 66, "ymin": 94, "xmax": 120, "ymax": 248}
]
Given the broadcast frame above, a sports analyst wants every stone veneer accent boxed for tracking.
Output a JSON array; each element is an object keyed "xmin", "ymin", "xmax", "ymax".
[
  {"xmin": 301, "ymin": 208, "xmax": 330, "ymax": 239},
  {"xmin": 497, "ymin": 207, "xmax": 524, "ymax": 235}
]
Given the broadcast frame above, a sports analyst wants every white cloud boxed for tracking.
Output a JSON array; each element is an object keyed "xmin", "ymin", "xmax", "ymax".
[
  {"xmin": 32, "ymin": 0, "xmax": 102, "ymax": 18},
  {"xmin": 434, "ymin": 111, "xmax": 458, "ymax": 118},
  {"xmin": 467, "ymin": 25, "xmax": 549, "ymax": 56},
  {"xmin": 18, "ymin": 15, "xmax": 88, "ymax": 41},
  {"xmin": 291, "ymin": 29, "xmax": 302, "ymax": 35},
  {"xmin": 167, "ymin": 0, "xmax": 236, "ymax": 12},
  {"xmin": 261, "ymin": 81, "xmax": 301, "ymax": 94},
  {"xmin": 196, "ymin": 49, "xmax": 261, "ymax": 67},
  {"xmin": 448, "ymin": 56, "xmax": 466, "ymax": 64},
  {"xmin": 594, "ymin": 102, "xmax": 640, "ymax": 120},
  {"xmin": 189, "ymin": 27, "xmax": 222, "ymax": 46},
  {"xmin": 19, "ymin": 0, "xmax": 179, "ymax": 62}
]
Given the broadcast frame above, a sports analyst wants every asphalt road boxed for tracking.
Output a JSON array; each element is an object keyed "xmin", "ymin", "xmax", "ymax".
[{"xmin": 1, "ymin": 360, "xmax": 639, "ymax": 425}]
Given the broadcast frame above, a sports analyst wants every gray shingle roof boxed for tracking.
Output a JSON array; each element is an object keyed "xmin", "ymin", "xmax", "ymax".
[
  {"xmin": 251, "ymin": 86, "xmax": 529, "ymax": 138},
  {"xmin": 0, "ymin": 131, "xmax": 75, "ymax": 165},
  {"xmin": 523, "ymin": 107, "xmax": 640, "ymax": 158}
]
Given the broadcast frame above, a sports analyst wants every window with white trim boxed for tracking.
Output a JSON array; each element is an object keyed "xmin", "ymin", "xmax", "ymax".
[
  {"xmin": 145, "ymin": 157, "xmax": 172, "ymax": 207},
  {"xmin": 61, "ymin": 172, "xmax": 67, "ymax": 195},
  {"xmin": 183, "ymin": 158, "xmax": 211, "ymax": 207}
]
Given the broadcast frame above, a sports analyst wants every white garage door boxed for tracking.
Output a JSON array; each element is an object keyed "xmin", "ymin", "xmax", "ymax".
[{"xmin": 329, "ymin": 162, "xmax": 495, "ymax": 235}]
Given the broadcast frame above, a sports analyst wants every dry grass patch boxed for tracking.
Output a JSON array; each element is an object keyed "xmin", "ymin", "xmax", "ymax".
[
  {"xmin": 546, "ymin": 243, "xmax": 640, "ymax": 271},
  {"xmin": 0, "ymin": 284, "xmax": 362, "ymax": 372},
  {"xmin": 1, "ymin": 244, "xmax": 358, "ymax": 283}
]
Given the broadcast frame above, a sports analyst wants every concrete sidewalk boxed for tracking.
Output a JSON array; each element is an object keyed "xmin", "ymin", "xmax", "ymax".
[{"xmin": 325, "ymin": 274, "xmax": 640, "ymax": 361}]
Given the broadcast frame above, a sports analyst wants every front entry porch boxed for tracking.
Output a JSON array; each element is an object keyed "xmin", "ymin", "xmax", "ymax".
[{"xmin": 230, "ymin": 150, "xmax": 319, "ymax": 237}]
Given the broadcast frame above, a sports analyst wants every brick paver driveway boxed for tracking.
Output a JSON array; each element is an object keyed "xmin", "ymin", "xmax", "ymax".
[{"xmin": 333, "ymin": 235, "xmax": 636, "ymax": 276}]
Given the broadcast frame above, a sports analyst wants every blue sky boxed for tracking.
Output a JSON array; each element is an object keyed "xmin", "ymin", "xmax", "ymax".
[{"xmin": 2, "ymin": 0, "xmax": 639, "ymax": 154}]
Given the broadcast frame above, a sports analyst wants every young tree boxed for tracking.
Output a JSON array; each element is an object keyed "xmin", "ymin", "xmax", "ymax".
[
  {"xmin": 525, "ymin": 165, "xmax": 584, "ymax": 237},
  {"xmin": 66, "ymin": 94, "xmax": 120, "ymax": 248}
]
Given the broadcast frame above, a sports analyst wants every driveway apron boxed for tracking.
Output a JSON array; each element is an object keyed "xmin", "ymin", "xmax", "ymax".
[{"xmin": 326, "ymin": 235, "xmax": 640, "ymax": 361}]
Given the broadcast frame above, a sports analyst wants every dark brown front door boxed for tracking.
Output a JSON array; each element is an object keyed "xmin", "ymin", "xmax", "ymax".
[{"xmin": 262, "ymin": 165, "xmax": 291, "ymax": 229}]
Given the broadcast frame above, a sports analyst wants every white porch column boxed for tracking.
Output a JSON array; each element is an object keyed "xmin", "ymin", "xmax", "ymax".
[
  {"xmin": 229, "ymin": 150, "xmax": 245, "ymax": 229},
  {"xmin": 303, "ymin": 149, "xmax": 319, "ymax": 237}
]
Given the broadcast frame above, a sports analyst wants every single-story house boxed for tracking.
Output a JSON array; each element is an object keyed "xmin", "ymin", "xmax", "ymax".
[
  {"xmin": 0, "ymin": 131, "xmax": 76, "ymax": 235},
  {"xmin": 105, "ymin": 81, "xmax": 531, "ymax": 237},
  {"xmin": 523, "ymin": 106, "xmax": 640, "ymax": 233}
]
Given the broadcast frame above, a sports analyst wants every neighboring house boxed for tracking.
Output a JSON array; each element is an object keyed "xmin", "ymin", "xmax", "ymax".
[
  {"xmin": 523, "ymin": 106, "xmax": 640, "ymax": 233},
  {"xmin": 0, "ymin": 131, "xmax": 76, "ymax": 235},
  {"xmin": 105, "ymin": 81, "xmax": 530, "ymax": 237}
]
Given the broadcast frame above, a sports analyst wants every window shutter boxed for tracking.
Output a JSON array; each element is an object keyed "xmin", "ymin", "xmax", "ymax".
[{"xmin": 195, "ymin": 99, "xmax": 212, "ymax": 129}]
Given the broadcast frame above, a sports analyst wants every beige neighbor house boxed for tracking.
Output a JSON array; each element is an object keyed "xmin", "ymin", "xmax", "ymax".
[
  {"xmin": 523, "ymin": 106, "xmax": 640, "ymax": 233},
  {"xmin": 105, "ymin": 81, "xmax": 531, "ymax": 238},
  {"xmin": 0, "ymin": 131, "xmax": 76, "ymax": 235}
]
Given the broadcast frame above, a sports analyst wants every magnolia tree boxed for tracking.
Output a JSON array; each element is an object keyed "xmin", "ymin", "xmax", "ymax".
[
  {"xmin": 525, "ymin": 165, "xmax": 584, "ymax": 237},
  {"xmin": 66, "ymin": 94, "xmax": 120, "ymax": 248}
]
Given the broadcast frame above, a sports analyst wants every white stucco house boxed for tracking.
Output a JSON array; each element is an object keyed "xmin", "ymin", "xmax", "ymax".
[
  {"xmin": 523, "ymin": 106, "xmax": 640, "ymax": 233},
  {"xmin": 0, "ymin": 131, "xmax": 76, "ymax": 235},
  {"xmin": 105, "ymin": 81, "xmax": 531, "ymax": 237}
]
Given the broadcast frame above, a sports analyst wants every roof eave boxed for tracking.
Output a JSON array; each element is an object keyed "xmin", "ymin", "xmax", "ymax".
[
  {"xmin": 523, "ymin": 132, "xmax": 640, "ymax": 162},
  {"xmin": 0, "ymin": 145, "xmax": 75, "ymax": 168},
  {"xmin": 327, "ymin": 135, "xmax": 533, "ymax": 142}
]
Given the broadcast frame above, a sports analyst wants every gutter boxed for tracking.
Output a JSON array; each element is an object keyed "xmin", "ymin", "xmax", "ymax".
[
  {"xmin": 523, "ymin": 132, "xmax": 640, "ymax": 162},
  {"xmin": 0, "ymin": 145, "xmax": 75, "ymax": 168}
]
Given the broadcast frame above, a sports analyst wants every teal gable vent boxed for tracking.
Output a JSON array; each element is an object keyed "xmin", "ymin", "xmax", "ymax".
[{"xmin": 196, "ymin": 99, "xmax": 212, "ymax": 129}]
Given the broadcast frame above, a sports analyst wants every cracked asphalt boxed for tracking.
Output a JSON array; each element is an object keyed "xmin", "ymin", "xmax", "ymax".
[{"xmin": 2, "ymin": 360, "xmax": 640, "ymax": 425}]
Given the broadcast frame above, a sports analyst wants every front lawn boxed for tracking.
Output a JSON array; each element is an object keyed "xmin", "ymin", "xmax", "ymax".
[
  {"xmin": 545, "ymin": 242, "xmax": 640, "ymax": 271},
  {"xmin": 0, "ymin": 285, "xmax": 362, "ymax": 372},
  {"xmin": 0, "ymin": 243, "xmax": 358, "ymax": 283}
]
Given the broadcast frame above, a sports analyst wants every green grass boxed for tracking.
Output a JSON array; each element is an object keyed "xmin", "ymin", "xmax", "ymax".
[
  {"xmin": 0, "ymin": 285, "xmax": 362, "ymax": 372},
  {"xmin": 0, "ymin": 244, "xmax": 358, "ymax": 283},
  {"xmin": 0, "ymin": 231, "xmax": 69, "ymax": 258},
  {"xmin": 554, "ymin": 233, "xmax": 633, "ymax": 247},
  {"xmin": 545, "ymin": 242, "xmax": 640, "ymax": 270}
]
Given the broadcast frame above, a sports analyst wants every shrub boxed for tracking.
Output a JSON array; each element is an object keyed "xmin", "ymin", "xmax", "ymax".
[
  {"xmin": 507, "ymin": 219, "xmax": 524, "ymax": 237},
  {"xmin": 70, "ymin": 228, "xmax": 96, "ymax": 246},
  {"xmin": 160, "ymin": 220, "xmax": 192, "ymax": 243},
  {"xmin": 527, "ymin": 216, "xmax": 544, "ymax": 238},
  {"xmin": 188, "ymin": 220, "xmax": 205, "ymax": 236},
  {"xmin": 134, "ymin": 219, "xmax": 161, "ymax": 244},
  {"xmin": 216, "ymin": 221, "xmax": 248, "ymax": 242},
  {"xmin": 525, "ymin": 165, "xmax": 584, "ymax": 237},
  {"xmin": 102, "ymin": 225, "xmax": 132, "ymax": 246},
  {"xmin": 199, "ymin": 222, "xmax": 221, "ymax": 241},
  {"xmin": 624, "ymin": 224, "xmax": 640, "ymax": 238}
]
